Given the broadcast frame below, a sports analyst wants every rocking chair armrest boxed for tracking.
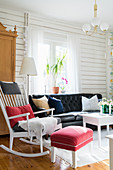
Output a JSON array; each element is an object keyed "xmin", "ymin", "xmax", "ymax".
[
  {"xmin": 34, "ymin": 108, "xmax": 55, "ymax": 117},
  {"xmin": 8, "ymin": 113, "xmax": 30, "ymax": 120}
]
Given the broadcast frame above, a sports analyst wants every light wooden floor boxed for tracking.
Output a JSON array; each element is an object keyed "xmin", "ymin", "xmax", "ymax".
[{"xmin": 0, "ymin": 135, "xmax": 109, "ymax": 170}]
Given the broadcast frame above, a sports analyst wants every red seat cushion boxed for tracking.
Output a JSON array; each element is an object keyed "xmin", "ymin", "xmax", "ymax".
[
  {"xmin": 6, "ymin": 104, "xmax": 35, "ymax": 128},
  {"xmin": 51, "ymin": 126, "xmax": 93, "ymax": 151}
]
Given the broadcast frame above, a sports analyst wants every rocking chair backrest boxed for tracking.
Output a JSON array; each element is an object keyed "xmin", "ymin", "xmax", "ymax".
[{"xmin": 0, "ymin": 81, "xmax": 29, "ymax": 132}]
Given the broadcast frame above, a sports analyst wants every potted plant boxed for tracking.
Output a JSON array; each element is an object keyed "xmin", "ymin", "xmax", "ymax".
[
  {"xmin": 46, "ymin": 53, "xmax": 66, "ymax": 94},
  {"xmin": 98, "ymin": 98, "xmax": 113, "ymax": 114},
  {"xmin": 58, "ymin": 77, "xmax": 68, "ymax": 93}
]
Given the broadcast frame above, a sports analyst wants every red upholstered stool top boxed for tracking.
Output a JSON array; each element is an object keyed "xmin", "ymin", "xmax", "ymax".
[{"xmin": 51, "ymin": 126, "xmax": 93, "ymax": 151}]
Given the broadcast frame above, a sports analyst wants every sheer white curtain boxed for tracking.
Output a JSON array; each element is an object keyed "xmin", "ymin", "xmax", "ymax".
[
  {"xmin": 67, "ymin": 34, "xmax": 81, "ymax": 93},
  {"xmin": 29, "ymin": 28, "xmax": 44, "ymax": 94}
]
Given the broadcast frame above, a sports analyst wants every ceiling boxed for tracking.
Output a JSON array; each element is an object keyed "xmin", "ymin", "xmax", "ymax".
[{"xmin": 0, "ymin": 0, "xmax": 113, "ymax": 29}]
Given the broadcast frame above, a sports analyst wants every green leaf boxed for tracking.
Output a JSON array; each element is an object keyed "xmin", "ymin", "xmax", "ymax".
[
  {"xmin": 46, "ymin": 63, "xmax": 50, "ymax": 75},
  {"xmin": 46, "ymin": 51, "xmax": 67, "ymax": 85}
]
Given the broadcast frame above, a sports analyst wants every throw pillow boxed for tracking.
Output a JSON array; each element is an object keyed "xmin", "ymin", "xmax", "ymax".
[
  {"xmin": 29, "ymin": 96, "xmax": 48, "ymax": 117},
  {"xmin": 6, "ymin": 106, "xmax": 25, "ymax": 128},
  {"xmin": 6, "ymin": 104, "xmax": 35, "ymax": 128},
  {"xmin": 19, "ymin": 104, "xmax": 35, "ymax": 119},
  {"xmin": 48, "ymin": 96, "xmax": 64, "ymax": 115},
  {"xmin": 32, "ymin": 96, "xmax": 50, "ymax": 114},
  {"xmin": 82, "ymin": 95, "xmax": 100, "ymax": 112}
]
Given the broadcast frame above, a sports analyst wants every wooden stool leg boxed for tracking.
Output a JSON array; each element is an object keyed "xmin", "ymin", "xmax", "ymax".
[
  {"xmin": 51, "ymin": 147, "xmax": 56, "ymax": 163},
  {"xmin": 72, "ymin": 151, "xmax": 77, "ymax": 169}
]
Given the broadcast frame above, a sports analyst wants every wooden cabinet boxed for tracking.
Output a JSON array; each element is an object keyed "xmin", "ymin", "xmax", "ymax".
[{"xmin": 0, "ymin": 22, "xmax": 17, "ymax": 135}]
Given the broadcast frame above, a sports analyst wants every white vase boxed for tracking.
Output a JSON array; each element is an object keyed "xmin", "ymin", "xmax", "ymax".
[{"xmin": 61, "ymin": 90, "xmax": 65, "ymax": 93}]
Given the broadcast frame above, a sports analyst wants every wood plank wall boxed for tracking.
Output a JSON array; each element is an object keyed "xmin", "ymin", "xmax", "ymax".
[
  {"xmin": 0, "ymin": 8, "xmax": 25, "ymax": 84},
  {"xmin": 0, "ymin": 9, "xmax": 107, "ymax": 97},
  {"xmin": 80, "ymin": 35, "xmax": 107, "ymax": 97}
]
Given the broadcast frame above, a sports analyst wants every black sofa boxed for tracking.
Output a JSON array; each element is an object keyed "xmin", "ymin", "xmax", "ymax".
[{"xmin": 29, "ymin": 93, "xmax": 102, "ymax": 129}]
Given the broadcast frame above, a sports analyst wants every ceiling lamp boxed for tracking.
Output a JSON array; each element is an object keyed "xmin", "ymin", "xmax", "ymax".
[{"xmin": 82, "ymin": 0, "xmax": 109, "ymax": 35}]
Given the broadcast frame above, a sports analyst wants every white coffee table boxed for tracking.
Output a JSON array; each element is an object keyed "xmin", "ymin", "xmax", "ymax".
[{"xmin": 79, "ymin": 112, "xmax": 113, "ymax": 148}]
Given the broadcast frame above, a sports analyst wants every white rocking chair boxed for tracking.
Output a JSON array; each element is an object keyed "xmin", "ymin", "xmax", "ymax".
[{"xmin": 0, "ymin": 81, "xmax": 61, "ymax": 157}]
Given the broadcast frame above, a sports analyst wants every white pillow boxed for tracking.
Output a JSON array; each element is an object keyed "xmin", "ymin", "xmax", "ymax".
[{"xmin": 82, "ymin": 95, "xmax": 100, "ymax": 112}]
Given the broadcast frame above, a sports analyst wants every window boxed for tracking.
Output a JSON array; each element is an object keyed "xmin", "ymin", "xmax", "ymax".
[
  {"xmin": 30, "ymin": 30, "xmax": 68, "ymax": 94},
  {"xmin": 37, "ymin": 43, "xmax": 50, "ymax": 93},
  {"xmin": 36, "ymin": 42, "xmax": 68, "ymax": 93},
  {"xmin": 56, "ymin": 45, "xmax": 67, "ymax": 85}
]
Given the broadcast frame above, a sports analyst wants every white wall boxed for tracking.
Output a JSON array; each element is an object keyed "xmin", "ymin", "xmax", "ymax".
[
  {"xmin": 80, "ymin": 35, "xmax": 107, "ymax": 97},
  {"xmin": 0, "ymin": 8, "xmax": 108, "ymax": 97},
  {"xmin": 0, "ymin": 8, "xmax": 25, "ymax": 84}
]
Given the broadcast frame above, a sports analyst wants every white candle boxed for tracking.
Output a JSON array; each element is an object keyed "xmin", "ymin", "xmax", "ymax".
[{"xmin": 100, "ymin": 106, "xmax": 103, "ymax": 114}]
